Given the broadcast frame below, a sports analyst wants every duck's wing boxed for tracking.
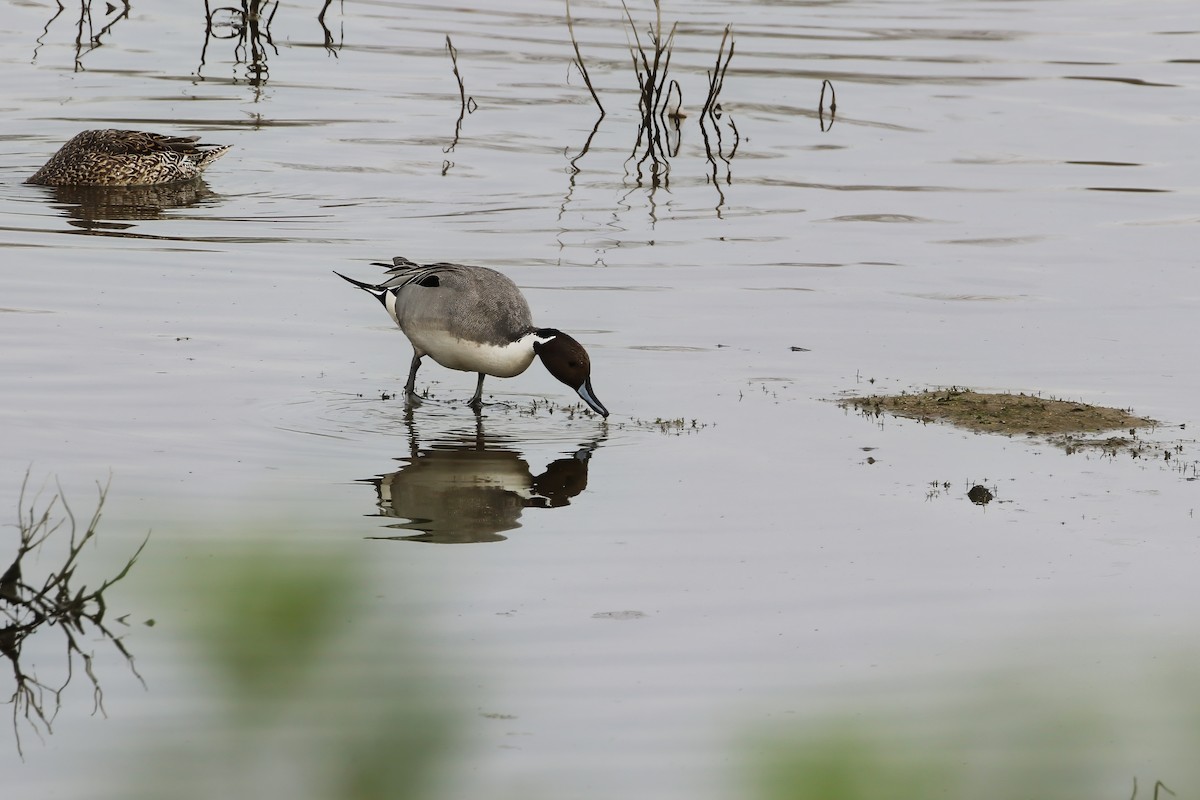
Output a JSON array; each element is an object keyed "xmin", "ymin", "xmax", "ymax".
[
  {"xmin": 359, "ymin": 258, "xmax": 534, "ymax": 344},
  {"xmin": 84, "ymin": 130, "xmax": 223, "ymax": 156},
  {"xmin": 368, "ymin": 258, "xmax": 475, "ymax": 292}
]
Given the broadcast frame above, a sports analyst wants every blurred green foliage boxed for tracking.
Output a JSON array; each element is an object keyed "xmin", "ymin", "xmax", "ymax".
[
  {"xmin": 187, "ymin": 546, "xmax": 361, "ymax": 714},
  {"xmin": 125, "ymin": 543, "xmax": 460, "ymax": 800},
  {"xmin": 744, "ymin": 661, "xmax": 1197, "ymax": 800},
  {"xmin": 51, "ymin": 531, "xmax": 1186, "ymax": 800},
  {"xmin": 751, "ymin": 726, "xmax": 956, "ymax": 800}
]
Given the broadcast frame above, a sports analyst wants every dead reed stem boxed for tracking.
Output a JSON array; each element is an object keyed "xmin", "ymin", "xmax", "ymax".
[
  {"xmin": 701, "ymin": 23, "xmax": 733, "ymax": 121},
  {"xmin": 819, "ymin": 78, "xmax": 837, "ymax": 130},
  {"xmin": 566, "ymin": 0, "xmax": 604, "ymax": 115},
  {"xmin": 444, "ymin": 35, "xmax": 468, "ymax": 154}
]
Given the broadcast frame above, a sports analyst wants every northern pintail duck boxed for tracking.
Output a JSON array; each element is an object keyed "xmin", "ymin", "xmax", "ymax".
[
  {"xmin": 336, "ymin": 257, "xmax": 609, "ymax": 417},
  {"xmin": 26, "ymin": 129, "xmax": 231, "ymax": 186}
]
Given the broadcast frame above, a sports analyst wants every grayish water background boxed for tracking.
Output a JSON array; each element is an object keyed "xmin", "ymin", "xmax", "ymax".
[{"xmin": 2, "ymin": 1, "xmax": 1199, "ymax": 796}]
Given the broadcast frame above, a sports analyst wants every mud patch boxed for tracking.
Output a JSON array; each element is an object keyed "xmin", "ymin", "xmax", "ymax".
[
  {"xmin": 842, "ymin": 387, "xmax": 1153, "ymax": 436},
  {"xmin": 843, "ymin": 388, "xmax": 1200, "ymax": 473}
]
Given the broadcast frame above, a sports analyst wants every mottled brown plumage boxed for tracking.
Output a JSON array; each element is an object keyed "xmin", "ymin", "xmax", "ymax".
[{"xmin": 26, "ymin": 129, "xmax": 231, "ymax": 186}]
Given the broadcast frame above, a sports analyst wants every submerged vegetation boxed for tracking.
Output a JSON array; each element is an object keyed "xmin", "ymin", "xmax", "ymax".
[
  {"xmin": 36, "ymin": 0, "xmax": 842, "ymax": 216},
  {"xmin": 570, "ymin": 0, "xmax": 740, "ymax": 190},
  {"xmin": 1, "ymin": 473, "xmax": 147, "ymax": 756},
  {"xmin": 623, "ymin": 415, "xmax": 710, "ymax": 436}
]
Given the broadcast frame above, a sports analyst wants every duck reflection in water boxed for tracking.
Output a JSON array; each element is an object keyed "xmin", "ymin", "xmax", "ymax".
[
  {"xmin": 35, "ymin": 181, "xmax": 221, "ymax": 232},
  {"xmin": 360, "ymin": 417, "xmax": 605, "ymax": 544}
]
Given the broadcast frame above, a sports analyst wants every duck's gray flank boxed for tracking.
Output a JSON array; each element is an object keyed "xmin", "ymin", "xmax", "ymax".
[
  {"xmin": 26, "ymin": 129, "xmax": 231, "ymax": 186},
  {"xmin": 336, "ymin": 257, "xmax": 608, "ymax": 417}
]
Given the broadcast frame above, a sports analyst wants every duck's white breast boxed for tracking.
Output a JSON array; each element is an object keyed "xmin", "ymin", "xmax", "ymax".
[{"xmin": 407, "ymin": 328, "xmax": 537, "ymax": 378}]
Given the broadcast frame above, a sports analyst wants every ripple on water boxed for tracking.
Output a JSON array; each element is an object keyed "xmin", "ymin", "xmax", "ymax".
[{"xmin": 272, "ymin": 388, "xmax": 614, "ymax": 449}]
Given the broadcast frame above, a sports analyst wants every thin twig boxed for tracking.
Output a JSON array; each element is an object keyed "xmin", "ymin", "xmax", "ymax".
[
  {"xmin": 565, "ymin": 0, "xmax": 604, "ymax": 115},
  {"xmin": 444, "ymin": 35, "xmax": 468, "ymax": 154},
  {"xmin": 819, "ymin": 78, "xmax": 837, "ymax": 131},
  {"xmin": 620, "ymin": 0, "xmax": 679, "ymax": 189},
  {"xmin": 702, "ymin": 24, "xmax": 734, "ymax": 121},
  {"xmin": 446, "ymin": 35, "xmax": 466, "ymax": 110}
]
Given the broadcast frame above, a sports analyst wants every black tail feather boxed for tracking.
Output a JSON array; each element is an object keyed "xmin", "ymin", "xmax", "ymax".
[
  {"xmin": 333, "ymin": 270, "xmax": 378, "ymax": 290},
  {"xmin": 333, "ymin": 270, "xmax": 389, "ymax": 307}
]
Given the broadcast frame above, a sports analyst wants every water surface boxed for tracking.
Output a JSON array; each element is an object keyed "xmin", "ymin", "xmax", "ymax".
[{"xmin": 2, "ymin": 1, "xmax": 1199, "ymax": 797}]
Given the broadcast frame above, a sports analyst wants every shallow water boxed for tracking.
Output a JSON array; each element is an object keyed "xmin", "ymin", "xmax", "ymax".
[{"xmin": 2, "ymin": 1, "xmax": 1200, "ymax": 797}]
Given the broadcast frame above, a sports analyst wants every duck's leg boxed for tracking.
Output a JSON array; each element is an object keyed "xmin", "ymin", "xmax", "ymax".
[
  {"xmin": 404, "ymin": 351, "xmax": 422, "ymax": 398},
  {"xmin": 468, "ymin": 372, "xmax": 486, "ymax": 409}
]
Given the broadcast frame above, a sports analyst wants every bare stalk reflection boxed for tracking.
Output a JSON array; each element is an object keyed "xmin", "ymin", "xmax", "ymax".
[
  {"xmin": 558, "ymin": 113, "xmax": 604, "ymax": 227},
  {"xmin": 32, "ymin": 2, "xmax": 66, "ymax": 63},
  {"xmin": 35, "ymin": 0, "xmax": 342, "ymax": 89},
  {"xmin": 622, "ymin": 0, "xmax": 678, "ymax": 190},
  {"xmin": 358, "ymin": 415, "xmax": 606, "ymax": 544},
  {"xmin": 317, "ymin": 0, "xmax": 343, "ymax": 57},
  {"xmin": 565, "ymin": 2, "xmax": 740, "ymax": 219},
  {"xmin": 1, "ymin": 473, "xmax": 148, "ymax": 757},
  {"xmin": 819, "ymin": 79, "xmax": 837, "ymax": 131},
  {"xmin": 32, "ymin": 0, "xmax": 131, "ymax": 68},
  {"xmin": 664, "ymin": 78, "xmax": 684, "ymax": 157},
  {"xmin": 199, "ymin": 0, "xmax": 280, "ymax": 89},
  {"xmin": 699, "ymin": 24, "xmax": 737, "ymax": 215},
  {"xmin": 1129, "ymin": 777, "xmax": 1176, "ymax": 800},
  {"xmin": 75, "ymin": 0, "xmax": 131, "ymax": 70},
  {"xmin": 443, "ymin": 35, "xmax": 477, "ymax": 158},
  {"xmin": 559, "ymin": 1, "xmax": 607, "ymax": 229}
]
